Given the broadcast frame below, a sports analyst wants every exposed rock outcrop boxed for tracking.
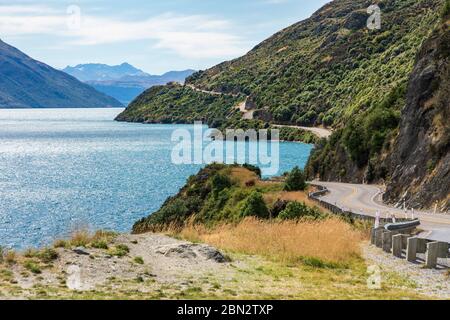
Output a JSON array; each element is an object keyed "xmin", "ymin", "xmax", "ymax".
[
  {"xmin": 383, "ymin": 22, "xmax": 450, "ymax": 210},
  {"xmin": 156, "ymin": 243, "xmax": 227, "ymax": 263}
]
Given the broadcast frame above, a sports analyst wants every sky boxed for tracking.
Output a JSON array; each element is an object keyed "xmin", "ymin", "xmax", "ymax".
[{"xmin": 0, "ymin": 0, "xmax": 330, "ymax": 74}]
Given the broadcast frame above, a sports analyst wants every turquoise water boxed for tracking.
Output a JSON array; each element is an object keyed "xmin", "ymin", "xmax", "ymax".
[{"xmin": 0, "ymin": 108, "xmax": 313, "ymax": 249}]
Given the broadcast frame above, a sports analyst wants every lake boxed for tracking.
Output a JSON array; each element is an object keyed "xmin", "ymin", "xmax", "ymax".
[{"xmin": 0, "ymin": 108, "xmax": 313, "ymax": 249}]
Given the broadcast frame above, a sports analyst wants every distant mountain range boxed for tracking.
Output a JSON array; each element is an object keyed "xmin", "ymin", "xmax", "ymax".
[
  {"xmin": 63, "ymin": 63, "xmax": 195, "ymax": 105},
  {"xmin": 0, "ymin": 40, "xmax": 122, "ymax": 109}
]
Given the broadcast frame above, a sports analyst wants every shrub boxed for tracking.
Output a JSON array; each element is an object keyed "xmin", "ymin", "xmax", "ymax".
[
  {"xmin": 240, "ymin": 191, "xmax": 269, "ymax": 219},
  {"xmin": 134, "ymin": 256, "xmax": 144, "ymax": 265},
  {"xmin": 23, "ymin": 249, "xmax": 39, "ymax": 258},
  {"xmin": 284, "ymin": 166, "xmax": 307, "ymax": 191},
  {"xmin": 38, "ymin": 248, "xmax": 59, "ymax": 263},
  {"xmin": 442, "ymin": 0, "xmax": 450, "ymax": 18},
  {"xmin": 5, "ymin": 251, "xmax": 16, "ymax": 265},
  {"xmin": 24, "ymin": 261, "xmax": 41, "ymax": 274},
  {"xmin": 91, "ymin": 240, "xmax": 109, "ymax": 250},
  {"xmin": 211, "ymin": 173, "xmax": 233, "ymax": 196},
  {"xmin": 108, "ymin": 244, "xmax": 130, "ymax": 257},
  {"xmin": 278, "ymin": 202, "xmax": 322, "ymax": 220},
  {"xmin": 70, "ymin": 230, "xmax": 91, "ymax": 247},
  {"xmin": 53, "ymin": 240, "xmax": 68, "ymax": 249}
]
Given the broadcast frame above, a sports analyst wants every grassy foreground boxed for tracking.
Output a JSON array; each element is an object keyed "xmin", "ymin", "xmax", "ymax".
[{"xmin": 0, "ymin": 234, "xmax": 424, "ymax": 300}]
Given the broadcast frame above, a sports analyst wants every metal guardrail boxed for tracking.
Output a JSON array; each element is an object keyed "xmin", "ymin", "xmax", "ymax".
[{"xmin": 308, "ymin": 185, "xmax": 411, "ymax": 224}]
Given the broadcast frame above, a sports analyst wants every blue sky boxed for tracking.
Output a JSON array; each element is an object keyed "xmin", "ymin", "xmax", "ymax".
[{"xmin": 0, "ymin": 0, "xmax": 330, "ymax": 74}]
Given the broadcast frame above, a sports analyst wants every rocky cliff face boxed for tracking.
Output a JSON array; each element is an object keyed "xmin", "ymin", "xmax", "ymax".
[{"xmin": 383, "ymin": 20, "xmax": 450, "ymax": 210}]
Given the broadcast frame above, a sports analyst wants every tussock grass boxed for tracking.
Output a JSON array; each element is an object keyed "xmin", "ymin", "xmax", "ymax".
[
  {"xmin": 54, "ymin": 230, "xmax": 117, "ymax": 249},
  {"xmin": 4, "ymin": 251, "xmax": 17, "ymax": 265},
  {"xmin": 169, "ymin": 217, "xmax": 363, "ymax": 267}
]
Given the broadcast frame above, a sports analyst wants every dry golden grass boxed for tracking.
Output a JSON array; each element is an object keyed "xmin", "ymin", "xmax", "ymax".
[
  {"xmin": 4, "ymin": 250, "xmax": 17, "ymax": 265},
  {"xmin": 53, "ymin": 230, "xmax": 117, "ymax": 248},
  {"xmin": 263, "ymin": 191, "xmax": 321, "ymax": 208},
  {"xmin": 171, "ymin": 217, "xmax": 363, "ymax": 266},
  {"xmin": 230, "ymin": 167, "xmax": 279, "ymax": 188}
]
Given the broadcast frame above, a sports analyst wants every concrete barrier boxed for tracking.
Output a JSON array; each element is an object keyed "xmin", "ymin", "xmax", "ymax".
[
  {"xmin": 371, "ymin": 227, "xmax": 383, "ymax": 245},
  {"xmin": 437, "ymin": 242, "xmax": 449, "ymax": 258},
  {"xmin": 401, "ymin": 234, "xmax": 409, "ymax": 250},
  {"xmin": 382, "ymin": 231, "xmax": 392, "ymax": 253},
  {"xmin": 425, "ymin": 242, "xmax": 439, "ymax": 268},
  {"xmin": 370, "ymin": 228, "xmax": 376, "ymax": 245},
  {"xmin": 417, "ymin": 238, "xmax": 428, "ymax": 254},
  {"xmin": 392, "ymin": 234, "xmax": 403, "ymax": 258},
  {"xmin": 407, "ymin": 237, "xmax": 418, "ymax": 262},
  {"xmin": 375, "ymin": 229, "xmax": 384, "ymax": 248}
]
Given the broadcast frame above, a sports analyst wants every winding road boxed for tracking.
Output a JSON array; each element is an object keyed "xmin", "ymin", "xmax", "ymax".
[
  {"xmin": 272, "ymin": 124, "xmax": 333, "ymax": 139},
  {"xmin": 312, "ymin": 181, "xmax": 450, "ymax": 243}
]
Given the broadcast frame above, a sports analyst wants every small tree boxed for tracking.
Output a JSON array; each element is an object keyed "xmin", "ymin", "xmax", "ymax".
[
  {"xmin": 241, "ymin": 191, "xmax": 269, "ymax": 219},
  {"xmin": 284, "ymin": 166, "xmax": 306, "ymax": 191}
]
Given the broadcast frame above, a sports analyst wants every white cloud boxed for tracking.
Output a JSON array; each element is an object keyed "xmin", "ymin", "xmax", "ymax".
[{"xmin": 0, "ymin": 5, "xmax": 247, "ymax": 59}]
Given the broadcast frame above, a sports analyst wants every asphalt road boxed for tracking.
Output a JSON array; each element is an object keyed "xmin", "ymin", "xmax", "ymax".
[
  {"xmin": 272, "ymin": 125, "xmax": 333, "ymax": 139},
  {"xmin": 312, "ymin": 181, "xmax": 450, "ymax": 243}
]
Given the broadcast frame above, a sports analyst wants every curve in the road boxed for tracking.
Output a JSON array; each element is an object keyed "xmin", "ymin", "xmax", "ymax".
[
  {"xmin": 272, "ymin": 124, "xmax": 333, "ymax": 139},
  {"xmin": 312, "ymin": 181, "xmax": 450, "ymax": 243}
]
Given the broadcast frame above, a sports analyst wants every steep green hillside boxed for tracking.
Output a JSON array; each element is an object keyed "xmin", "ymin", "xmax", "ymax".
[
  {"xmin": 118, "ymin": 0, "xmax": 441, "ymax": 127},
  {"xmin": 116, "ymin": 83, "xmax": 244, "ymax": 127},
  {"xmin": 187, "ymin": 0, "xmax": 441, "ymax": 127},
  {"xmin": 307, "ymin": 1, "xmax": 450, "ymax": 210}
]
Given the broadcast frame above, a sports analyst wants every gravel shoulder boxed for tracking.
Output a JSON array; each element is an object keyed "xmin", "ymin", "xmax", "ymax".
[{"xmin": 363, "ymin": 243, "xmax": 450, "ymax": 299}]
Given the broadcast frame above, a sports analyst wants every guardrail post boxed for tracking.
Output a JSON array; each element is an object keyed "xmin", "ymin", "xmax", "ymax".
[
  {"xmin": 370, "ymin": 228, "xmax": 376, "ymax": 245},
  {"xmin": 371, "ymin": 227, "xmax": 383, "ymax": 245},
  {"xmin": 436, "ymin": 242, "xmax": 449, "ymax": 258},
  {"xmin": 392, "ymin": 234, "xmax": 403, "ymax": 258},
  {"xmin": 425, "ymin": 242, "xmax": 439, "ymax": 268},
  {"xmin": 375, "ymin": 229, "xmax": 384, "ymax": 248},
  {"xmin": 406, "ymin": 237, "xmax": 418, "ymax": 262},
  {"xmin": 417, "ymin": 238, "xmax": 428, "ymax": 254},
  {"xmin": 382, "ymin": 231, "xmax": 392, "ymax": 253},
  {"xmin": 401, "ymin": 234, "xmax": 409, "ymax": 250}
]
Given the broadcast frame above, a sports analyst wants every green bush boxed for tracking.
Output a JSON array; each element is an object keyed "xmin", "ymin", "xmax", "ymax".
[
  {"xmin": 442, "ymin": 0, "xmax": 450, "ymax": 17},
  {"xmin": 24, "ymin": 261, "xmax": 41, "ymax": 274},
  {"xmin": 240, "ymin": 191, "xmax": 269, "ymax": 219},
  {"xmin": 278, "ymin": 202, "xmax": 321, "ymax": 220},
  {"xmin": 211, "ymin": 173, "xmax": 233, "ymax": 196},
  {"xmin": 38, "ymin": 248, "xmax": 59, "ymax": 263},
  {"xmin": 91, "ymin": 241, "xmax": 109, "ymax": 250},
  {"xmin": 108, "ymin": 244, "xmax": 130, "ymax": 257},
  {"xmin": 134, "ymin": 256, "xmax": 144, "ymax": 265},
  {"xmin": 284, "ymin": 166, "xmax": 307, "ymax": 191}
]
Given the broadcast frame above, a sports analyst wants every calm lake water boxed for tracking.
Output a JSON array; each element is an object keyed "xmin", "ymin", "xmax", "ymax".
[{"xmin": 0, "ymin": 108, "xmax": 313, "ymax": 249}]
